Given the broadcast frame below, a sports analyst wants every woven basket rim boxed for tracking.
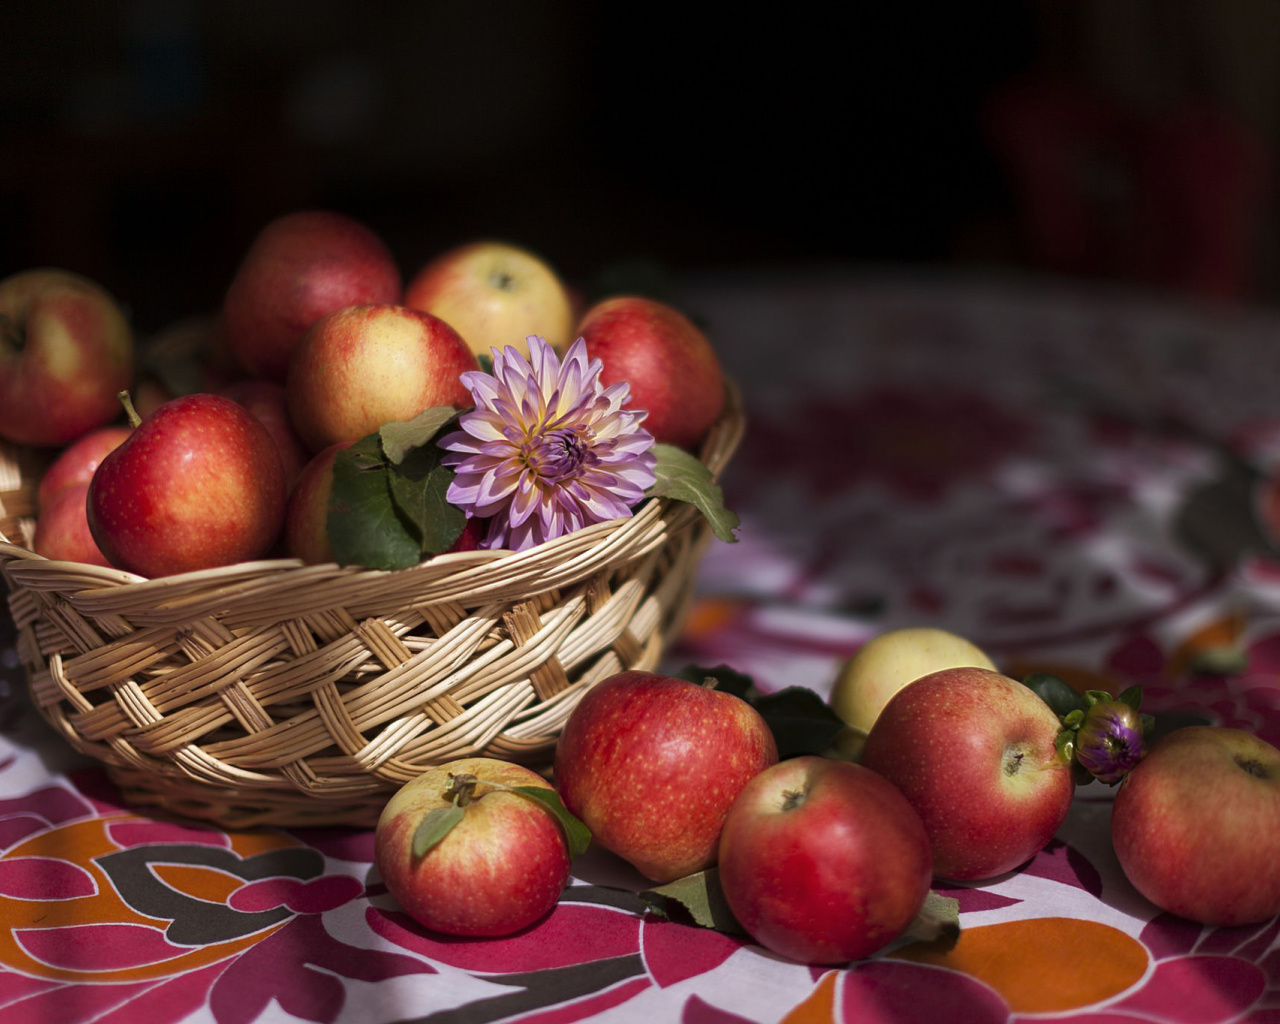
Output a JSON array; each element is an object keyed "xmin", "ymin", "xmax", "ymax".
[{"xmin": 0, "ymin": 379, "xmax": 745, "ymax": 586}]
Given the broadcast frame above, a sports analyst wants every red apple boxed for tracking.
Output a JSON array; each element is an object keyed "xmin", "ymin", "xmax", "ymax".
[
  {"xmin": 860, "ymin": 666, "xmax": 1074, "ymax": 881},
  {"xmin": 285, "ymin": 304, "xmax": 477, "ymax": 453},
  {"xmin": 32, "ymin": 482, "xmax": 111, "ymax": 566},
  {"xmin": 220, "ymin": 379, "xmax": 309, "ymax": 493},
  {"xmin": 1112, "ymin": 726, "xmax": 1280, "ymax": 926},
  {"xmin": 0, "ymin": 269, "xmax": 134, "ymax": 446},
  {"xmin": 404, "ymin": 241, "xmax": 574, "ymax": 359},
  {"xmin": 577, "ymin": 296, "xmax": 724, "ymax": 450},
  {"xmin": 283, "ymin": 443, "xmax": 347, "ymax": 564},
  {"xmin": 87, "ymin": 393, "xmax": 286, "ymax": 577},
  {"xmin": 553, "ymin": 670, "xmax": 778, "ymax": 883},
  {"xmin": 37, "ymin": 425, "xmax": 131, "ymax": 508},
  {"xmin": 375, "ymin": 757, "xmax": 572, "ymax": 937},
  {"xmin": 222, "ymin": 210, "xmax": 402, "ymax": 382},
  {"xmin": 718, "ymin": 756, "xmax": 933, "ymax": 964}
]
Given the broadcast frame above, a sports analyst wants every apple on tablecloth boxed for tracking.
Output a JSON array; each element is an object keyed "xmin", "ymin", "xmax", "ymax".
[
  {"xmin": 718, "ymin": 755, "xmax": 933, "ymax": 965},
  {"xmin": 830, "ymin": 626, "xmax": 998, "ymax": 736},
  {"xmin": 1112, "ymin": 725, "xmax": 1280, "ymax": 926},
  {"xmin": 554, "ymin": 670, "xmax": 778, "ymax": 883},
  {"xmin": 0, "ymin": 269, "xmax": 135, "ymax": 447},
  {"xmin": 375, "ymin": 757, "xmax": 574, "ymax": 937},
  {"xmin": 404, "ymin": 241, "xmax": 575, "ymax": 359},
  {"xmin": 860, "ymin": 666, "xmax": 1075, "ymax": 881}
]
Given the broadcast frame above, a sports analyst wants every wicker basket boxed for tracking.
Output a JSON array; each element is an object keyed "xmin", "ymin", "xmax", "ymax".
[{"xmin": 0, "ymin": 384, "xmax": 744, "ymax": 829}]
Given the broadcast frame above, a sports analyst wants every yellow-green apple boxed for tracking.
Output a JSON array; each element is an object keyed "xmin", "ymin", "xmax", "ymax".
[
  {"xmin": 87, "ymin": 394, "xmax": 286, "ymax": 577},
  {"xmin": 36, "ymin": 425, "xmax": 131, "ymax": 508},
  {"xmin": 0, "ymin": 269, "xmax": 134, "ymax": 446},
  {"xmin": 404, "ymin": 241, "xmax": 574, "ymax": 359},
  {"xmin": 33, "ymin": 483, "xmax": 111, "ymax": 566},
  {"xmin": 375, "ymin": 757, "xmax": 572, "ymax": 937},
  {"xmin": 860, "ymin": 666, "xmax": 1074, "ymax": 881},
  {"xmin": 220, "ymin": 379, "xmax": 309, "ymax": 493},
  {"xmin": 222, "ymin": 210, "xmax": 402, "ymax": 382},
  {"xmin": 1111, "ymin": 726, "xmax": 1280, "ymax": 926},
  {"xmin": 285, "ymin": 304, "xmax": 477, "ymax": 453},
  {"xmin": 718, "ymin": 756, "xmax": 932, "ymax": 964},
  {"xmin": 577, "ymin": 296, "xmax": 724, "ymax": 450},
  {"xmin": 830, "ymin": 627, "xmax": 998, "ymax": 736},
  {"xmin": 553, "ymin": 670, "xmax": 778, "ymax": 883}
]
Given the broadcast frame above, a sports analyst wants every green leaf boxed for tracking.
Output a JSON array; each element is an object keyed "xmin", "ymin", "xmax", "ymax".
[
  {"xmin": 639, "ymin": 868, "xmax": 744, "ymax": 933},
  {"xmin": 412, "ymin": 803, "xmax": 466, "ymax": 858},
  {"xmin": 751, "ymin": 686, "xmax": 848, "ymax": 759},
  {"xmin": 1116, "ymin": 685, "xmax": 1144, "ymax": 711},
  {"xmin": 328, "ymin": 435, "xmax": 423, "ymax": 569},
  {"xmin": 647, "ymin": 443, "xmax": 739, "ymax": 543},
  {"xmin": 1021, "ymin": 673, "xmax": 1085, "ymax": 718},
  {"xmin": 380, "ymin": 407, "xmax": 459, "ymax": 465},
  {"xmin": 387, "ymin": 440, "xmax": 467, "ymax": 556},
  {"xmin": 508, "ymin": 786, "xmax": 593, "ymax": 858},
  {"xmin": 1189, "ymin": 646, "xmax": 1249, "ymax": 677},
  {"xmin": 900, "ymin": 891, "xmax": 961, "ymax": 948},
  {"xmin": 1174, "ymin": 460, "xmax": 1280, "ymax": 570}
]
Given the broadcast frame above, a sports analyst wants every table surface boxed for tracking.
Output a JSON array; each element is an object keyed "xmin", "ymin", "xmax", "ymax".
[{"xmin": 4, "ymin": 269, "xmax": 1280, "ymax": 1024}]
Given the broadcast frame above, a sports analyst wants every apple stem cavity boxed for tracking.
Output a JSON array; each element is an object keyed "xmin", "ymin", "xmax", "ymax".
[
  {"xmin": 117, "ymin": 390, "xmax": 144, "ymax": 429},
  {"xmin": 0, "ymin": 312, "xmax": 21, "ymax": 352},
  {"xmin": 444, "ymin": 772, "xmax": 479, "ymax": 807},
  {"xmin": 1237, "ymin": 756, "xmax": 1273, "ymax": 780},
  {"xmin": 780, "ymin": 787, "xmax": 809, "ymax": 812}
]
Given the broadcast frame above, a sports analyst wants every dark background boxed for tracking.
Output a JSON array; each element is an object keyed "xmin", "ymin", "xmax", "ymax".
[{"xmin": 2, "ymin": 2, "xmax": 1276, "ymax": 336}]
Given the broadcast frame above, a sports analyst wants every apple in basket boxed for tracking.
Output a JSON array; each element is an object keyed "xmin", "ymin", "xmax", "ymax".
[
  {"xmin": 578, "ymin": 296, "xmax": 724, "ymax": 450},
  {"xmin": 860, "ymin": 666, "xmax": 1075, "ymax": 881},
  {"xmin": 830, "ymin": 626, "xmax": 999, "ymax": 736},
  {"xmin": 285, "ymin": 304, "xmax": 478, "ymax": 453},
  {"xmin": 0, "ymin": 268, "xmax": 135, "ymax": 446},
  {"xmin": 222, "ymin": 209, "xmax": 402, "ymax": 383},
  {"xmin": 219, "ymin": 378, "xmax": 310, "ymax": 493},
  {"xmin": 33, "ymin": 482, "xmax": 111, "ymax": 566},
  {"xmin": 554, "ymin": 670, "xmax": 778, "ymax": 883},
  {"xmin": 404, "ymin": 241, "xmax": 575, "ymax": 359},
  {"xmin": 718, "ymin": 756, "xmax": 933, "ymax": 964},
  {"xmin": 37, "ymin": 425, "xmax": 132, "ymax": 508},
  {"xmin": 285, "ymin": 441, "xmax": 485, "ymax": 565},
  {"xmin": 1111, "ymin": 726, "xmax": 1280, "ymax": 926},
  {"xmin": 375, "ymin": 757, "xmax": 582, "ymax": 937},
  {"xmin": 87, "ymin": 393, "xmax": 287, "ymax": 577}
]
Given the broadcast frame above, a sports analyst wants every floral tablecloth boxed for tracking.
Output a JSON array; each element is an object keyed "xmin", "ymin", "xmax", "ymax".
[{"xmin": 4, "ymin": 270, "xmax": 1280, "ymax": 1023}]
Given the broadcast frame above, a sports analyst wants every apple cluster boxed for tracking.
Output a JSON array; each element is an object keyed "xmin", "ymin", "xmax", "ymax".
[
  {"xmin": 375, "ymin": 633, "xmax": 1280, "ymax": 964},
  {"xmin": 3, "ymin": 210, "xmax": 726, "ymax": 578}
]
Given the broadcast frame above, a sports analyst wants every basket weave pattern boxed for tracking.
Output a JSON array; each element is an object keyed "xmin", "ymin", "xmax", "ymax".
[{"xmin": 0, "ymin": 386, "xmax": 743, "ymax": 828}]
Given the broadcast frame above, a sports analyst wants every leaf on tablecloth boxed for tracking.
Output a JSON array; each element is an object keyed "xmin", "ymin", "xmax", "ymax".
[
  {"xmin": 1174, "ymin": 460, "xmax": 1280, "ymax": 570},
  {"xmin": 639, "ymin": 868, "xmax": 745, "ymax": 934},
  {"xmin": 900, "ymin": 891, "xmax": 961, "ymax": 949}
]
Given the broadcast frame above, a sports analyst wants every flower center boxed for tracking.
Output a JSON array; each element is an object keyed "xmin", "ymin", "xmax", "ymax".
[{"xmin": 528, "ymin": 427, "xmax": 591, "ymax": 484}]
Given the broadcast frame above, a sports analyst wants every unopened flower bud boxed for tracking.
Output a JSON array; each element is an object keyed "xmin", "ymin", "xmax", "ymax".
[{"xmin": 1074, "ymin": 701, "xmax": 1146, "ymax": 784}]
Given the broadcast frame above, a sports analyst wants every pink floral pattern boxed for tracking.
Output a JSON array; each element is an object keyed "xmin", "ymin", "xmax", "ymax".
[{"xmin": 6, "ymin": 275, "xmax": 1280, "ymax": 1022}]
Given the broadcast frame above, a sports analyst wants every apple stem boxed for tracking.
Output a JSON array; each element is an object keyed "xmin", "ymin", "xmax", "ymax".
[
  {"xmin": 117, "ymin": 390, "xmax": 143, "ymax": 429},
  {"xmin": 445, "ymin": 772, "xmax": 479, "ymax": 807}
]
